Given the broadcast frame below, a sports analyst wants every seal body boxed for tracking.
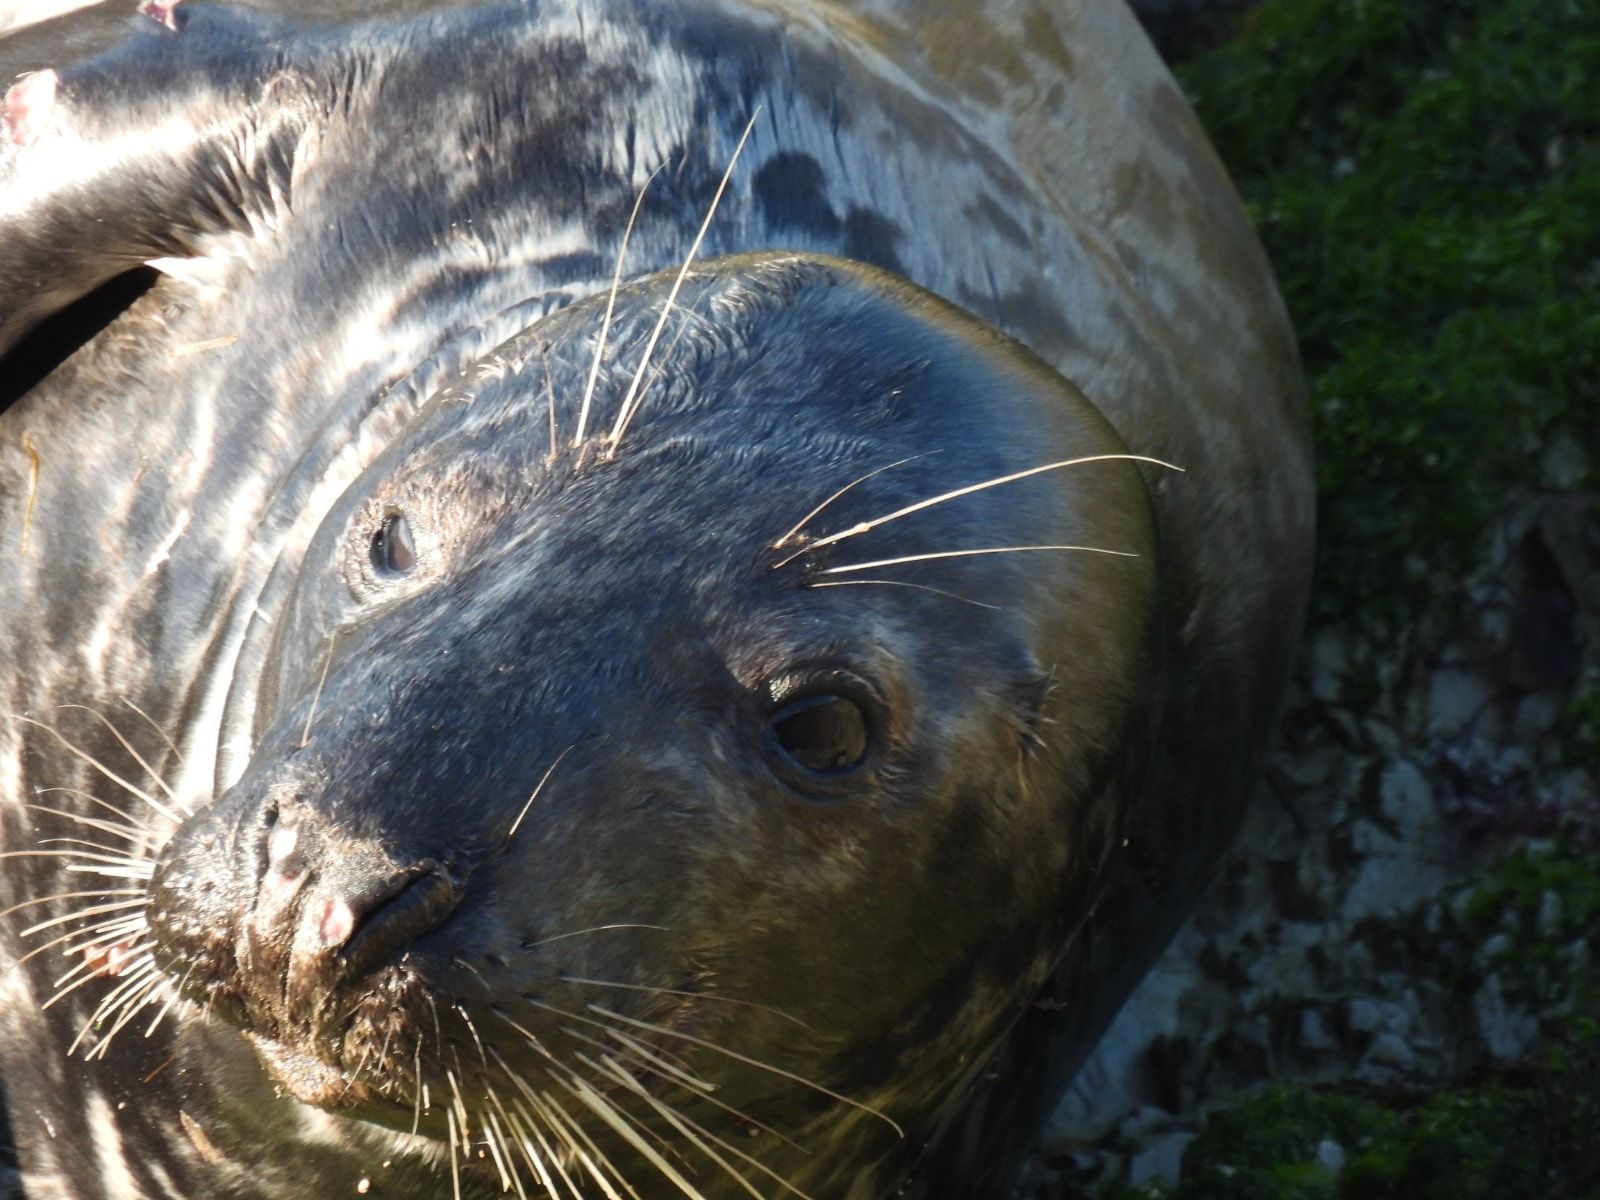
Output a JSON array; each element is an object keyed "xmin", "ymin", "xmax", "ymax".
[{"xmin": 0, "ymin": 2, "xmax": 1312, "ymax": 1198}]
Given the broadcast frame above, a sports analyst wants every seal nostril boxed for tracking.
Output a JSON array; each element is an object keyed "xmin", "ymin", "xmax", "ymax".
[
  {"xmin": 333, "ymin": 869, "xmax": 463, "ymax": 978},
  {"xmin": 317, "ymin": 898, "xmax": 356, "ymax": 949}
]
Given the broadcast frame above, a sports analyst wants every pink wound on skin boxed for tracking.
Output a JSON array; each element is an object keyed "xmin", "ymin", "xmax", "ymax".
[
  {"xmin": 318, "ymin": 898, "xmax": 355, "ymax": 948},
  {"xmin": 137, "ymin": 0, "xmax": 182, "ymax": 31},
  {"xmin": 84, "ymin": 935, "xmax": 142, "ymax": 979},
  {"xmin": 4, "ymin": 70, "xmax": 58, "ymax": 147}
]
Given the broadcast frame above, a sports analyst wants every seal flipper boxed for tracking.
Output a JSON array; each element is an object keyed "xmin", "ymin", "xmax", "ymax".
[{"xmin": 0, "ymin": 3, "xmax": 315, "ymax": 367}]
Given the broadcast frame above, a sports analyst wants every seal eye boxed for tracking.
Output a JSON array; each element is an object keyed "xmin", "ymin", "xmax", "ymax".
[
  {"xmin": 767, "ymin": 694, "xmax": 869, "ymax": 776},
  {"xmin": 370, "ymin": 513, "xmax": 416, "ymax": 575}
]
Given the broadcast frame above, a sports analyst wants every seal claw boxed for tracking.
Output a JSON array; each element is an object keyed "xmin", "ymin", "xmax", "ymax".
[{"xmin": 3, "ymin": 71, "xmax": 59, "ymax": 148}]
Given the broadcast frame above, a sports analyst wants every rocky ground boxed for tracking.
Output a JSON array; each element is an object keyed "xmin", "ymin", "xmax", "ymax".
[{"xmin": 1027, "ymin": 0, "xmax": 1600, "ymax": 1195}]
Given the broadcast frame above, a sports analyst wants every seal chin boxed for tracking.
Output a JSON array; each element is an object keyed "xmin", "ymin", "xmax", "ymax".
[{"xmin": 246, "ymin": 1032, "xmax": 370, "ymax": 1109}]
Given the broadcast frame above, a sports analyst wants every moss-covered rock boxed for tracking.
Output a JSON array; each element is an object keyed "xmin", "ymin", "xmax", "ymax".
[{"xmin": 1176, "ymin": 0, "xmax": 1600, "ymax": 626}]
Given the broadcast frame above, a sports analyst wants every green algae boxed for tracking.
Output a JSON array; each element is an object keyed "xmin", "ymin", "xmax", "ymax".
[{"xmin": 1176, "ymin": 0, "xmax": 1600, "ymax": 625}]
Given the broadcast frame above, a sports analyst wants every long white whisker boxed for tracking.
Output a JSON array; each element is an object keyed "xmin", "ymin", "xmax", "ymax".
[
  {"xmin": 532, "ymin": 1089, "xmax": 636, "ymax": 1200},
  {"xmin": 605, "ymin": 110, "xmax": 761, "ymax": 454},
  {"xmin": 504, "ymin": 744, "xmax": 574, "ymax": 849},
  {"xmin": 117, "ymin": 695, "xmax": 187, "ymax": 770},
  {"xmin": 86, "ymin": 972, "xmax": 167, "ymax": 1059},
  {"xmin": 807, "ymin": 578, "xmax": 1002, "ymax": 610},
  {"xmin": 594, "ymin": 1053, "xmax": 816, "ymax": 1200},
  {"xmin": 15, "ymin": 916, "xmax": 144, "ymax": 970},
  {"xmin": 21, "ymin": 898, "xmax": 147, "ymax": 938},
  {"xmin": 773, "ymin": 452, "xmax": 942, "ymax": 548},
  {"xmin": 14, "ymin": 717, "xmax": 180, "ymax": 823},
  {"xmin": 606, "ymin": 1032, "xmax": 809, "ymax": 1156},
  {"xmin": 66, "ymin": 957, "xmax": 156, "ymax": 1052},
  {"xmin": 773, "ymin": 453, "xmax": 1182, "ymax": 567},
  {"xmin": 559, "ymin": 974, "xmax": 814, "ymax": 1032},
  {"xmin": 581, "ymin": 1056, "xmax": 749, "ymax": 1194},
  {"xmin": 485, "ymin": 1054, "xmax": 582, "ymax": 1200},
  {"xmin": 25, "ymin": 804, "xmax": 148, "ymax": 845},
  {"xmin": 575, "ymin": 163, "xmax": 665, "ymax": 447},
  {"xmin": 520, "ymin": 923, "xmax": 667, "ymax": 950},
  {"xmin": 446, "ymin": 1105, "xmax": 463, "ymax": 1200},
  {"xmin": 554, "ymin": 1076, "xmax": 693, "ymax": 1200},
  {"xmin": 481, "ymin": 1104, "xmax": 523, "ymax": 1198},
  {"xmin": 485, "ymin": 1088, "xmax": 547, "ymax": 1199},
  {"xmin": 587, "ymin": 1004, "xmax": 903, "ymax": 1138},
  {"xmin": 0, "ymin": 888, "xmax": 143, "ymax": 921},
  {"xmin": 299, "ymin": 634, "xmax": 338, "ymax": 750},
  {"xmin": 55, "ymin": 703, "xmax": 178, "ymax": 803},
  {"xmin": 822, "ymin": 544, "xmax": 1138, "ymax": 575},
  {"xmin": 34, "ymin": 788, "xmax": 155, "ymax": 834}
]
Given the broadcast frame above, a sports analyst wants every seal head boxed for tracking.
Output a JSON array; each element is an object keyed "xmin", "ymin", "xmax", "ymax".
[{"xmin": 146, "ymin": 253, "xmax": 1159, "ymax": 1192}]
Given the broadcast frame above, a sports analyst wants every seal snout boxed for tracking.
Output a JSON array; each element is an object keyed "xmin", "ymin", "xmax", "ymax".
[
  {"xmin": 151, "ymin": 787, "xmax": 467, "ymax": 1048},
  {"xmin": 247, "ymin": 810, "xmax": 466, "ymax": 1012}
]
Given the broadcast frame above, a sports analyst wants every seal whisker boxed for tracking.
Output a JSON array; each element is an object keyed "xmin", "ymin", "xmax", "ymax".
[
  {"xmin": 605, "ymin": 111, "xmax": 761, "ymax": 455},
  {"xmin": 609, "ymin": 1032, "xmax": 811, "ymax": 1156},
  {"xmin": 598, "ymin": 1029, "xmax": 717, "ymax": 1097},
  {"xmin": 1, "ymin": 848, "xmax": 153, "ymax": 873},
  {"xmin": 593, "ymin": 1052, "xmax": 818, "ymax": 1200},
  {"xmin": 575, "ymin": 163, "xmax": 665, "ymax": 447},
  {"xmin": 46, "ymin": 933, "xmax": 149, "ymax": 998},
  {"xmin": 484, "ymin": 1087, "xmax": 546, "ymax": 1198},
  {"xmin": 0, "ymin": 888, "xmax": 143, "ymax": 921},
  {"xmin": 521, "ymin": 1086, "xmax": 635, "ymax": 1200},
  {"xmin": 503, "ymin": 744, "xmax": 574, "ymax": 851},
  {"xmin": 538, "ymin": 345, "xmax": 561, "ymax": 463},
  {"xmin": 55, "ymin": 703, "xmax": 179, "ymax": 804},
  {"xmin": 142, "ymin": 972, "xmax": 190, "ymax": 1039},
  {"xmin": 11, "ymin": 915, "xmax": 144, "ymax": 972},
  {"xmin": 14, "ymin": 716, "xmax": 181, "ymax": 823},
  {"xmin": 521, "ymin": 923, "xmax": 668, "ymax": 950},
  {"xmin": 452, "ymin": 1003, "xmax": 490, "ymax": 1067},
  {"xmin": 446, "ymin": 1066, "xmax": 473, "ymax": 1156},
  {"xmin": 548, "ymin": 1022, "xmax": 712, "ymax": 1103},
  {"xmin": 411, "ymin": 1041, "xmax": 426, "ymax": 1137},
  {"xmin": 558, "ymin": 973, "xmax": 815, "ymax": 1032},
  {"xmin": 822, "ymin": 544, "xmax": 1139, "ymax": 575},
  {"xmin": 773, "ymin": 452, "xmax": 943, "ymax": 549},
  {"xmin": 116, "ymin": 694, "xmax": 188, "ymax": 771},
  {"xmin": 491, "ymin": 1015, "xmax": 656, "ymax": 1197},
  {"xmin": 445, "ymin": 1104, "xmax": 464, "ymax": 1200},
  {"xmin": 585, "ymin": 1003, "xmax": 904, "ymax": 1138},
  {"xmin": 808, "ymin": 578, "xmax": 1002, "ymax": 611},
  {"xmin": 771, "ymin": 453, "xmax": 1183, "ymax": 569},
  {"xmin": 37, "ymin": 836, "xmax": 148, "ymax": 858},
  {"xmin": 19, "ymin": 898, "xmax": 148, "ymax": 938},
  {"xmin": 25, "ymin": 804, "xmax": 149, "ymax": 845},
  {"xmin": 480, "ymin": 1104, "xmax": 523, "ymax": 1197},
  {"xmin": 299, "ymin": 633, "xmax": 338, "ymax": 750},
  {"xmin": 552, "ymin": 1073, "xmax": 695, "ymax": 1200},
  {"xmin": 63, "ymin": 955, "xmax": 156, "ymax": 1049},
  {"xmin": 33, "ymin": 787, "xmax": 157, "ymax": 835},
  {"xmin": 580, "ymin": 1053, "xmax": 756, "ymax": 1196},
  {"xmin": 71, "ymin": 968, "xmax": 160, "ymax": 1056},
  {"xmin": 485, "ymin": 1051, "xmax": 582, "ymax": 1198},
  {"xmin": 85, "ymin": 970, "xmax": 169, "ymax": 1059}
]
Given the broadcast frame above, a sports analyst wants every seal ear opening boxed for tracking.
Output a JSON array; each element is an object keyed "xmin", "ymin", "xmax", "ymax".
[{"xmin": 0, "ymin": 264, "xmax": 158, "ymax": 412}]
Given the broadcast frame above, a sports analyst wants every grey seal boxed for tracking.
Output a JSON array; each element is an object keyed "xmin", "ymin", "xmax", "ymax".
[{"xmin": 0, "ymin": 1, "xmax": 1312, "ymax": 1197}]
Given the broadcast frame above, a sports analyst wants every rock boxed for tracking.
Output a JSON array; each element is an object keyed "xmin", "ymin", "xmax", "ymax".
[
  {"xmin": 1128, "ymin": 1130, "xmax": 1197, "ymax": 1187},
  {"xmin": 1315, "ymin": 1138, "xmax": 1347, "ymax": 1174},
  {"xmin": 1473, "ymin": 975, "xmax": 1538, "ymax": 1061}
]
